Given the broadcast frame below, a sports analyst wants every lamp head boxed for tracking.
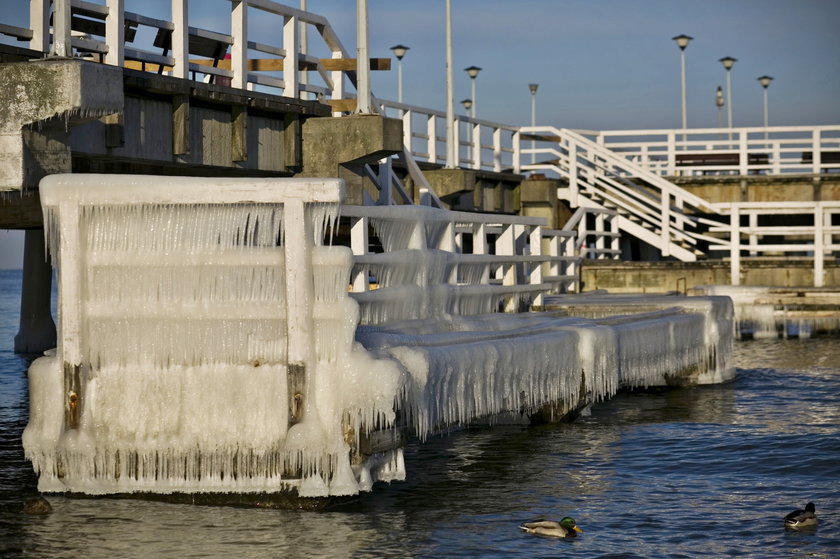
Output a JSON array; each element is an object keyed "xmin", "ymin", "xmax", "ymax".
[
  {"xmin": 465, "ymin": 65, "xmax": 482, "ymax": 79},
  {"xmin": 672, "ymin": 34, "xmax": 692, "ymax": 50},
  {"xmin": 460, "ymin": 98, "xmax": 473, "ymax": 110},
  {"xmin": 720, "ymin": 56, "xmax": 737, "ymax": 70},
  {"xmin": 757, "ymin": 75, "xmax": 774, "ymax": 88},
  {"xmin": 390, "ymin": 44, "xmax": 409, "ymax": 60},
  {"xmin": 529, "ymin": 83, "xmax": 539, "ymax": 95}
]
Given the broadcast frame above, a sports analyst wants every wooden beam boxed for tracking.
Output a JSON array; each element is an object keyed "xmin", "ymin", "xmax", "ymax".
[
  {"xmin": 327, "ymin": 99, "xmax": 356, "ymax": 113},
  {"xmin": 231, "ymin": 104, "xmax": 247, "ymax": 162},
  {"xmin": 172, "ymin": 94, "xmax": 189, "ymax": 156},
  {"xmin": 319, "ymin": 58, "xmax": 391, "ymax": 71}
]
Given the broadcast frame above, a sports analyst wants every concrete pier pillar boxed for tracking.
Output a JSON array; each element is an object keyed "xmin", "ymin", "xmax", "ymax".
[{"xmin": 14, "ymin": 229, "xmax": 56, "ymax": 354}]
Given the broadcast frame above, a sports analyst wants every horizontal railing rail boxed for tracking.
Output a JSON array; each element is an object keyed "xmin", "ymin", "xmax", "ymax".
[
  {"xmin": 702, "ymin": 201, "xmax": 840, "ymax": 288},
  {"xmin": 588, "ymin": 125, "xmax": 840, "ymax": 176}
]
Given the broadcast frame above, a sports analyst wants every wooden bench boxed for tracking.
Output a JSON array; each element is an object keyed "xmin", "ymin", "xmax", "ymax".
[
  {"xmin": 675, "ymin": 152, "xmax": 769, "ymax": 166},
  {"xmin": 801, "ymin": 151, "xmax": 840, "ymax": 168}
]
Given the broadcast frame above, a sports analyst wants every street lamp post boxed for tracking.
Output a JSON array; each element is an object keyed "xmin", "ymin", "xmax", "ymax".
[
  {"xmin": 529, "ymin": 83, "xmax": 538, "ymax": 164},
  {"xmin": 390, "ymin": 44, "xmax": 409, "ymax": 105},
  {"xmin": 445, "ymin": 0, "xmax": 455, "ymax": 168},
  {"xmin": 672, "ymin": 34, "xmax": 692, "ymax": 144},
  {"xmin": 758, "ymin": 75, "xmax": 773, "ymax": 143},
  {"xmin": 720, "ymin": 56, "xmax": 736, "ymax": 142},
  {"xmin": 464, "ymin": 65, "xmax": 481, "ymax": 119},
  {"xmin": 461, "ymin": 98, "xmax": 473, "ymax": 164}
]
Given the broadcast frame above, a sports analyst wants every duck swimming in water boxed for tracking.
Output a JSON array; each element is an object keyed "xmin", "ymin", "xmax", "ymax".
[
  {"xmin": 785, "ymin": 502, "xmax": 817, "ymax": 529},
  {"xmin": 520, "ymin": 517, "xmax": 582, "ymax": 538}
]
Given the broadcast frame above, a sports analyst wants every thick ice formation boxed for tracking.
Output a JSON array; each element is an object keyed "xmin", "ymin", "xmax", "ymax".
[{"xmin": 24, "ymin": 175, "xmax": 734, "ymax": 499}]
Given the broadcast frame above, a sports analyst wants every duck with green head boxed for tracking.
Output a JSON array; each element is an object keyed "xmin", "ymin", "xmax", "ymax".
[{"xmin": 520, "ymin": 517, "xmax": 582, "ymax": 538}]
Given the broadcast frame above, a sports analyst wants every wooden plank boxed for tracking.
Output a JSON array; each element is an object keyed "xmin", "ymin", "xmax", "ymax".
[
  {"xmin": 283, "ymin": 113, "xmax": 301, "ymax": 171},
  {"xmin": 190, "ymin": 58, "xmax": 318, "ymax": 71},
  {"xmin": 327, "ymin": 98, "xmax": 356, "ymax": 112},
  {"xmin": 319, "ymin": 57, "xmax": 391, "ymax": 71},
  {"xmin": 172, "ymin": 94, "xmax": 189, "ymax": 156},
  {"xmin": 231, "ymin": 104, "xmax": 247, "ymax": 162}
]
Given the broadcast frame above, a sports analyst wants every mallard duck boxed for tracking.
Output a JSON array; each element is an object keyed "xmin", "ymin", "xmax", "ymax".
[
  {"xmin": 520, "ymin": 517, "xmax": 582, "ymax": 538},
  {"xmin": 785, "ymin": 502, "xmax": 817, "ymax": 528}
]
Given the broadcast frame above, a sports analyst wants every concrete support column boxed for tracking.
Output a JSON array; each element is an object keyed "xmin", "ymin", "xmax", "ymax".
[{"xmin": 14, "ymin": 229, "xmax": 56, "ymax": 354}]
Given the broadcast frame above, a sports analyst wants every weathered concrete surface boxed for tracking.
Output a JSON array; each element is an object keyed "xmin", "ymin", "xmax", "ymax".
[
  {"xmin": 581, "ymin": 259, "xmax": 840, "ymax": 293},
  {"xmin": 519, "ymin": 177, "xmax": 572, "ymax": 229},
  {"xmin": 672, "ymin": 174, "xmax": 840, "ymax": 204},
  {"xmin": 301, "ymin": 114, "xmax": 402, "ymax": 205},
  {"xmin": 0, "ymin": 58, "xmax": 123, "ymax": 191}
]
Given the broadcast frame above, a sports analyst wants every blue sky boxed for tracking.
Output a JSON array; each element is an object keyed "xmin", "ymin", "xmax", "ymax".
[{"xmin": 1, "ymin": 0, "xmax": 839, "ymax": 267}]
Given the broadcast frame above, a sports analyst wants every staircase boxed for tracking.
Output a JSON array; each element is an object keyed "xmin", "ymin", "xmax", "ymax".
[{"xmin": 519, "ymin": 126, "xmax": 718, "ymax": 261}]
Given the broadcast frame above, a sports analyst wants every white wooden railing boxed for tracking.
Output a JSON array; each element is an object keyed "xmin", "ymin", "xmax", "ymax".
[
  {"xmin": 5, "ymin": 0, "xmax": 358, "ymax": 108},
  {"xmin": 378, "ymin": 100, "xmax": 520, "ymax": 173},
  {"xmin": 586, "ymin": 125, "xmax": 840, "ymax": 176},
  {"xmin": 700, "ymin": 202, "xmax": 840, "ymax": 288}
]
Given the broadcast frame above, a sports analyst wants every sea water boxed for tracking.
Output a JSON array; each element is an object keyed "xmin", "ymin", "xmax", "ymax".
[{"xmin": 1, "ymin": 269, "xmax": 838, "ymax": 558}]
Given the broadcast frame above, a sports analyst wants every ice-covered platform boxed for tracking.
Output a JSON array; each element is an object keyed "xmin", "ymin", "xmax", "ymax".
[
  {"xmin": 689, "ymin": 285, "xmax": 840, "ymax": 339},
  {"xmin": 24, "ymin": 175, "xmax": 734, "ymax": 506}
]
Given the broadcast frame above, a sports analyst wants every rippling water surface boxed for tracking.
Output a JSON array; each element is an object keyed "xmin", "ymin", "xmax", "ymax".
[{"xmin": 1, "ymin": 269, "xmax": 838, "ymax": 558}]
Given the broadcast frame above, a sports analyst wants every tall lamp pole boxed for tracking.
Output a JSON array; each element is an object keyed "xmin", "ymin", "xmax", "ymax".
[
  {"xmin": 529, "ymin": 83, "xmax": 538, "ymax": 164},
  {"xmin": 445, "ymin": 0, "xmax": 455, "ymax": 168},
  {"xmin": 672, "ymin": 34, "xmax": 692, "ymax": 143},
  {"xmin": 758, "ymin": 75, "xmax": 773, "ymax": 143},
  {"xmin": 720, "ymin": 56, "xmax": 736, "ymax": 142},
  {"xmin": 390, "ymin": 44, "xmax": 409, "ymax": 105}
]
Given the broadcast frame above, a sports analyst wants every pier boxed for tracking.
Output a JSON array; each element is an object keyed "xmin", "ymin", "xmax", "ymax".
[{"xmin": 0, "ymin": 1, "xmax": 837, "ymax": 505}]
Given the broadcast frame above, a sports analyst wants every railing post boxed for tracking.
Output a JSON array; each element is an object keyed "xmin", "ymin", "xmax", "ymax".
[
  {"xmin": 565, "ymin": 233, "xmax": 578, "ymax": 293},
  {"xmin": 330, "ymin": 49, "xmax": 344, "ymax": 116},
  {"xmin": 285, "ymin": 14, "xmax": 300, "ymax": 99},
  {"xmin": 568, "ymin": 140, "xmax": 579, "ymax": 207},
  {"xmin": 472, "ymin": 222, "xmax": 489, "ymax": 285},
  {"xmin": 529, "ymin": 225, "xmax": 543, "ymax": 306},
  {"xmin": 497, "ymin": 223, "xmax": 517, "ymax": 312},
  {"xmin": 610, "ymin": 214, "xmax": 620, "ymax": 259},
  {"xmin": 493, "ymin": 128, "xmax": 502, "ymax": 172},
  {"xmin": 171, "ymin": 0, "xmax": 189, "ymax": 79},
  {"xmin": 472, "ymin": 123, "xmax": 481, "ymax": 169},
  {"xmin": 730, "ymin": 207, "xmax": 741, "ymax": 286},
  {"xmin": 350, "ymin": 216, "xmax": 369, "ymax": 292},
  {"xmin": 51, "ymin": 0, "xmax": 72, "ymax": 57},
  {"xmin": 512, "ymin": 130, "xmax": 521, "ymax": 174},
  {"xmin": 814, "ymin": 203, "xmax": 824, "ymax": 288},
  {"xmin": 105, "ymin": 0, "xmax": 125, "ymax": 67},
  {"xmin": 738, "ymin": 131, "xmax": 749, "ymax": 175},
  {"xmin": 427, "ymin": 115, "xmax": 437, "ymax": 164},
  {"xmin": 402, "ymin": 109, "xmax": 412, "ymax": 153},
  {"xmin": 439, "ymin": 221, "xmax": 458, "ymax": 285},
  {"xmin": 29, "ymin": 0, "xmax": 49, "ymax": 53},
  {"xmin": 231, "ymin": 0, "xmax": 247, "ymax": 88},
  {"xmin": 749, "ymin": 212, "xmax": 758, "ymax": 256},
  {"xmin": 666, "ymin": 132, "xmax": 676, "ymax": 176},
  {"xmin": 660, "ymin": 192, "xmax": 671, "ymax": 257},
  {"xmin": 283, "ymin": 200, "xmax": 315, "ymax": 425},
  {"xmin": 812, "ymin": 129, "xmax": 821, "ymax": 175},
  {"xmin": 595, "ymin": 213, "xmax": 606, "ymax": 257}
]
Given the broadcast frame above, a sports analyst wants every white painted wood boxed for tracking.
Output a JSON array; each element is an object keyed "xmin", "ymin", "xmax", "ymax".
[
  {"xmin": 231, "ymin": 0, "xmax": 248, "ymax": 88},
  {"xmin": 283, "ymin": 14, "xmax": 300, "ymax": 99},
  {"xmin": 171, "ymin": 0, "xmax": 188, "ymax": 79},
  {"xmin": 29, "ymin": 0, "xmax": 49, "ymax": 52},
  {"xmin": 52, "ymin": 0, "xmax": 72, "ymax": 57},
  {"xmin": 105, "ymin": 0, "xmax": 125, "ymax": 67}
]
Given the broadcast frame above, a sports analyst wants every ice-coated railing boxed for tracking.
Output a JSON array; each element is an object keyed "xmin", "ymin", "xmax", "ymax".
[
  {"xmin": 25, "ymin": 174, "xmax": 412, "ymax": 498},
  {"xmin": 342, "ymin": 204, "xmax": 580, "ymax": 321}
]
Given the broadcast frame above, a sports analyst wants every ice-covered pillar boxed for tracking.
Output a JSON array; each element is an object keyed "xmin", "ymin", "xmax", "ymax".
[
  {"xmin": 14, "ymin": 229, "xmax": 56, "ymax": 354},
  {"xmin": 283, "ymin": 199, "xmax": 315, "ymax": 425}
]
